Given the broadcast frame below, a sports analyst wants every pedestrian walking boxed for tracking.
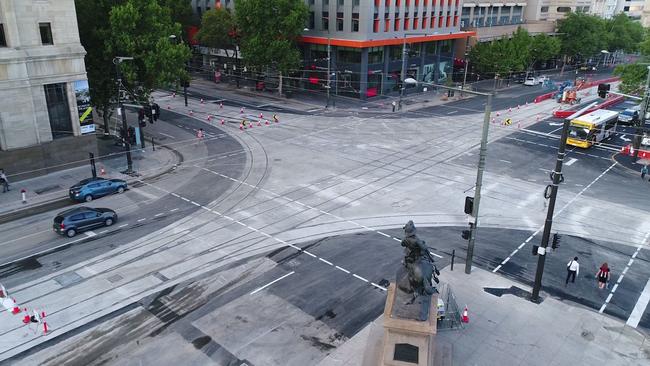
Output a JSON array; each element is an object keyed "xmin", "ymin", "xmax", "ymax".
[
  {"xmin": 565, "ymin": 256, "xmax": 579, "ymax": 286},
  {"xmin": 391, "ymin": 100, "xmax": 397, "ymax": 112},
  {"xmin": 273, "ymin": 114, "xmax": 279, "ymax": 123},
  {"xmin": 642, "ymin": 165, "xmax": 648, "ymax": 180},
  {"xmin": 0, "ymin": 169, "xmax": 9, "ymax": 193},
  {"xmin": 595, "ymin": 263, "xmax": 610, "ymax": 289}
]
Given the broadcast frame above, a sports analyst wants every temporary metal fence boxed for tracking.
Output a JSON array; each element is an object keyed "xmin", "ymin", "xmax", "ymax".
[{"xmin": 435, "ymin": 282, "xmax": 463, "ymax": 331}]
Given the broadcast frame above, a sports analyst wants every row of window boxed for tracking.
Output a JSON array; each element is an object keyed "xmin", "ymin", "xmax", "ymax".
[
  {"xmin": 374, "ymin": 15, "xmax": 458, "ymax": 32},
  {"xmin": 309, "ymin": 0, "xmax": 361, "ymax": 6},
  {"xmin": 373, "ymin": 0, "xmax": 458, "ymax": 10},
  {"xmin": 0, "ymin": 22, "xmax": 53, "ymax": 47},
  {"xmin": 309, "ymin": 12, "xmax": 361, "ymax": 32}
]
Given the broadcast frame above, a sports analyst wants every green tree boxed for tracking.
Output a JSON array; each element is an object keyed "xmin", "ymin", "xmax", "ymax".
[
  {"xmin": 196, "ymin": 8, "xmax": 239, "ymax": 58},
  {"xmin": 108, "ymin": 0, "xmax": 191, "ymax": 99},
  {"xmin": 75, "ymin": 0, "xmax": 119, "ymax": 133},
  {"xmin": 234, "ymin": 0, "xmax": 308, "ymax": 93},
  {"xmin": 530, "ymin": 34, "xmax": 561, "ymax": 66},
  {"xmin": 614, "ymin": 64, "xmax": 648, "ymax": 95},
  {"xmin": 605, "ymin": 13, "xmax": 644, "ymax": 53},
  {"xmin": 557, "ymin": 12, "xmax": 607, "ymax": 59}
]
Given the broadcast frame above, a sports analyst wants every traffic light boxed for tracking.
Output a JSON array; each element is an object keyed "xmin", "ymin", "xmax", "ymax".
[
  {"xmin": 461, "ymin": 229, "xmax": 470, "ymax": 240},
  {"xmin": 597, "ymin": 83, "xmax": 610, "ymax": 98},
  {"xmin": 464, "ymin": 196, "xmax": 474, "ymax": 215},
  {"xmin": 552, "ymin": 233, "xmax": 561, "ymax": 250},
  {"xmin": 532, "ymin": 245, "xmax": 539, "ymax": 256}
]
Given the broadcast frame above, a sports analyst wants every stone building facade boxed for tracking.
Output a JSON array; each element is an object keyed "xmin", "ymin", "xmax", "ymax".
[{"xmin": 0, "ymin": 0, "xmax": 94, "ymax": 179}]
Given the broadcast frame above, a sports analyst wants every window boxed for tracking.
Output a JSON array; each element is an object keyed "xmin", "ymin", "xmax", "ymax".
[
  {"xmin": 309, "ymin": 12, "xmax": 315, "ymax": 29},
  {"xmin": 368, "ymin": 47, "xmax": 383, "ymax": 64},
  {"xmin": 337, "ymin": 12, "xmax": 344, "ymax": 31},
  {"xmin": 39, "ymin": 23, "xmax": 53, "ymax": 45},
  {"xmin": 557, "ymin": 6, "xmax": 571, "ymax": 12},
  {"xmin": 338, "ymin": 0, "xmax": 344, "ymax": 5},
  {"xmin": 323, "ymin": 12, "xmax": 329, "ymax": 30},
  {"xmin": 44, "ymin": 83, "xmax": 73, "ymax": 139},
  {"xmin": 337, "ymin": 47, "xmax": 361, "ymax": 64},
  {"xmin": 196, "ymin": 6, "xmax": 202, "ymax": 18},
  {"xmin": 0, "ymin": 24, "xmax": 6, "ymax": 47},
  {"xmin": 354, "ymin": 0, "xmax": 360, "ymax": 6},
  {"xmin": 540, "ymin": 6, "xmax": 549, "ymax": 12},
  {"xmin": 352, "ymin": 13, "xmax": 359, "ymax": 32},
  {"xmin": 70, "ymin": 214, "xmax": 84, "ymax": 221}
]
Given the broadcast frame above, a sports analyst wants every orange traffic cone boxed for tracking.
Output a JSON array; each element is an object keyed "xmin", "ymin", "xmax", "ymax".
[
  {"xmin": 462, "ymin": 306, "xmax": 469, "ymax": 323},
  {"xmin": 257, "ymin": 121, "xmax": 261, "ymax": 126},
  {"xmin": 259, "ymin": 113, "xmax": 263, "ymax": 119},
  {"xmin": 200, "ymin": 98, "xmax": 204, "ymax": 104},
  {"xmin": 496, "ymin": 112, "xmax": 500, "ymax": 117},
  {"xmin": 172, "ymin": 92, "xmax": 176, "ymax": 98},
  {"xmin": 207, "ymin": 115, "xmax": 212, "ymax": 121},
  {"xmin": 189, "ymin": 110, "xmax": 193, "ymax": 116},
  {"xmin": 265, "ymin": 120, "xmax": 269, "ymax": 125},
  {"xmin": 240, "ymin": 107, "xmax": 244, "ymax": 114},
  {"xmin": 219, "ymin": 102, "xmax": 223, "ymax": 109},
  {"xmin": 43, "ymin": 321, "xmax": 48, "ymax": 335},
  {"xmin": 100, "ymin": 167, "xmax": 106, "ymax": 176},
  {"xmin": 167, "ymin": 105, "xmax": 172, "ymax": 110},
  {"xmin": 221, "ymin": 119, "xmax": 225, "ymax": 125},
  {"xmin": 11, "ymin": 300, "xmax": 20, "ymax": 314}
]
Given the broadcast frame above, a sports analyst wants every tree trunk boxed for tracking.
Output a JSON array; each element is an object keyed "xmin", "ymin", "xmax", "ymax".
[
  {"xmin": 102, "ymin": 105, "xmax": 110, "ymax": 136},
  {"xmin": 560, "ymin": 54, "xmax": 567, "ymax": 76},
  {"xmin": 278, "ymin": 72, "xmax": 283, "ymax": 96}
]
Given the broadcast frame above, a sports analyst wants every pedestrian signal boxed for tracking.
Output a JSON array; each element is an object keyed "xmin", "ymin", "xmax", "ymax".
[
  {"xmin": 461, "ymin": 230, "xmax": 471, "ymax": 240},
  {"xmin": 464, "ymin": 196, "xmax": 474, "ymax": 215},
  {"xmin": 552, "ymin": 233, "xmax": 561, "ymax": 250},
  {"xmin": 532, "ymin": 245, "xmax": 539, "ymax": 256}
]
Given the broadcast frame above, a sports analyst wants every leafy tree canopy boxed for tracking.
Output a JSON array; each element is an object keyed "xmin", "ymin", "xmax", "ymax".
[
  {"xmin": 614, "ymin": 63, "xmax": 648, "ymax": 95},
  {"xmin": 557, "ymin": 12, "xmax": 607, "ymax": 57},
  {"xmin": 234, "ymin": 0, "xmax": 308, "ymax": 73},
  {"xmin": 196, "ymin": 7, "xmax": 238, "ymax": 57},
  {"xmin": 108, "ymin": 0, "xmax": 191, "ymax": 99},
  {"xmin": 604, "ymin": 13, "xmax": 644, "ymax": 53}
]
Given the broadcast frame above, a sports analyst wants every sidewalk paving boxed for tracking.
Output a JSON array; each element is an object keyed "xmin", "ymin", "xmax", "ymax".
[
  {"xmin": 0, "ymin": 136, "xmax": 179, "ymax": 222},
  {"xmin": 318, "ymin": 267, "xmax": 650, "ymax": 366}
]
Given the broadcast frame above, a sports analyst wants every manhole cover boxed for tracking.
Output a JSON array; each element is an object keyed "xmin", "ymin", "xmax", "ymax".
[
  {"xmin": 53, "ymin": 271, "xmax": 83, "ymax": 287},
  {"xmin": 107, "ymin": 274, "xmax": 123, "ymax": 283}
]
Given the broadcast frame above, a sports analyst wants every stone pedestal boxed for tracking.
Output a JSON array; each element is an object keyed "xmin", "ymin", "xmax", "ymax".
[{"xmin": 379, "ymin": 283, "xmax": 437, "ymax": 366}]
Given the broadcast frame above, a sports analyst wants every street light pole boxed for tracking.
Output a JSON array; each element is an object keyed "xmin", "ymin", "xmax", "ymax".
[
  {"xmin": 114, "ymin": 57, "xmax": 134, "ymax": 174},
  {"xmin": 326, "ymin": 32, "xmax": 331, "ymax": 108},
  {"xmin": 465, "ymin": 92, "xmax": 492, "ymax": 274},
  {"xmin": 633, "ymin": 66, "xmax": 650, "ymax": 159},
  {"xmin": 404, "ymin": 78, "xmax": 492, "ymax": 273},
  {"xmin": 398, "ymin": 37, "xmax": 407, "ymax": 110}
]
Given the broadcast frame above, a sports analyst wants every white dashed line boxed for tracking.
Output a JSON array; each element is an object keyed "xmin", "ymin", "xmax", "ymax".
[
  {"xmin": 319, "ymin": 258, "xmax": 334, "ymax": 266},
  {"xmin": 353, "ymin": 274, "xmax": 369, "ymax": 282},
  {"xmin": 336, "ymin": 266, "xmax": 350, "ymax": 274},
  {"xmin": 137, "ymin": 218, "xmax": 146, "ymax": 222},
  {"xmin": 250, "ymin": 271, "xmax": 295, "ymax": 295},
  {"xmin": 169, "ymin": 208, "xmax": 179, "ymax": 212},
  {"xmin": 154, "ymin": 213, "xmax": 164, "ymax": 217},
  {"xmin": 118, "ymin": 224, "xmax": 129, "ymax": 228}
]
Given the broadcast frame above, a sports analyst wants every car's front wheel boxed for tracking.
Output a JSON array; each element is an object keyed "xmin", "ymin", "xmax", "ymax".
[
  {"xmin": 84, "ymin": 194, "xmax": 93, "ymax": 202},
  {"xmin": 66, "ymin": 228, "xmax": 77, "ymax": 238},
  {"xmin": 105, "ymin": 218, "xmax": 114, "ymax": 226},
  {"xmin": 117, "ymin": 186, "xmax": 125, "ymax": 194}
]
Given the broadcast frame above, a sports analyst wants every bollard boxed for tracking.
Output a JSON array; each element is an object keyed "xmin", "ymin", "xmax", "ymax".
[
  {"xmin": 451, "ymin": 249, "xmax": 455, "ymax": 271},
  {"xmin": 21, "ymin": 189, "xmax": 26, "ymax": 204},
  {"xmin": 152, "ymin": 136, "xmax": 155, "ymax": 151}
]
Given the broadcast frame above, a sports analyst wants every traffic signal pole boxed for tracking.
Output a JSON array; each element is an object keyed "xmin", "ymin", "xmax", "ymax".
[
  {"xmin": 530, "ymin": 103, "xmax": 596, "ymax": 301},
  {"xmin": 114, "ymin": 57, "xmax": 134, "ymax": 174},
  {"xmin": 633, "ymin": 66, "xmax": 650, "ymax": 158}
]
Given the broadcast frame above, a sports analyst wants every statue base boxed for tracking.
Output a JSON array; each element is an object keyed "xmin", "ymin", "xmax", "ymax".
[{"xmin": 379, "ymin": 283, "xmax": 437, "ymax": 366}]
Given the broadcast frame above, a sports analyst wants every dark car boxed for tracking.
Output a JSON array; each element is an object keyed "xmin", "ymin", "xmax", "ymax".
[
  {"xmin": 69, "ymin": 177, "xmax": 127, "ymax": 202},
  {"xmin": 53, "ymin": 207, "xmax": 118, "ymax": 237}
]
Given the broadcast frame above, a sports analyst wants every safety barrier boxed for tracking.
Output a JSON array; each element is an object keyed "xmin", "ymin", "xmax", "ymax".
[
  {"xmin": 552, "ymin": 95, "xmax": 625, "ymax": 118},
  {"xmin": 533, "ymin": 77, "xmax": 621, "ymax": 104}
]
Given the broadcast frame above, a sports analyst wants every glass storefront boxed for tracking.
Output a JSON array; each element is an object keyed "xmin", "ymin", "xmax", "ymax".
[{"xmin": 44, "ymin": 83, "xmax": 73, "ymax": 139}]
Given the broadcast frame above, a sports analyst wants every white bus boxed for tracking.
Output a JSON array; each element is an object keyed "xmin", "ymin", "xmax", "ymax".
[{"xmin": 567, "ymin": 109, "xmax": 618, "ymax": 148}]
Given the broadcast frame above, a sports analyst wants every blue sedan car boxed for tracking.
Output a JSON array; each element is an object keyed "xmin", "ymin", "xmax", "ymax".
[{"xmin": 69, "ymin": 177, "xmax": 127, "ymax": 202}]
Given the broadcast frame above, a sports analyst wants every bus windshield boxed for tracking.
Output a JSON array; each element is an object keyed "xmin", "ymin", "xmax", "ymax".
[{"xmin": 569, "ymin": 125, "xmax": 591, "ymax": 140}]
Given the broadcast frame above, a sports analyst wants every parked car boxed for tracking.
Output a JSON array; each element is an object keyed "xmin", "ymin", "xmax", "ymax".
[
  {"xmin": 537, "ymin": 75, "xmax": 549, "ymax": 84},
  {"xmin": 512, "ymin": 73, "xmax": 527, "ymax": 83},
  {"xmin": 53, "ymin": 207, "xmax": 118, "ymax": 237},
  {"xmin": 69, "ymin": 177, "xmax": 127, "ymax": 202},
  {"xmin": 523, "ymin": 76, "xmax": 537, "ymax": 86},
  {"xmin": 618, "ymin": 106, "xmax": 640, "ymax": 125}
]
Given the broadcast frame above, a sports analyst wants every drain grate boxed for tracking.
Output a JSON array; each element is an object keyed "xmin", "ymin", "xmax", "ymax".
[
  {"xmin": 53, "ymin": 271, "xmax": 83, "ymax": 287},
  {"xmin": 107, "ymin": 274, "xmax": 123, "ymax": 283}
]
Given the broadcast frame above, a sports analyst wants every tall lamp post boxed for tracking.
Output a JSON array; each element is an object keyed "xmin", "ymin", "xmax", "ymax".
[
  {"xmin": 398, "ymin": 33, "xmax": 428, "ymax": 110},
  {"xmin": 113, "ymin": 56, "xmax": 134, "ymax": 174},
  {"xmin": 405, "ymin": 77, "xmax": 493, "ymax": 273},
  {"xmin": 169, "ymin": 34, "xmax": 188, "ymax": 107}
]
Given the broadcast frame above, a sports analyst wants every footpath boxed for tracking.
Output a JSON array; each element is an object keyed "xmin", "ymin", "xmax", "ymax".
[
  {"xmin": 0, "ymin": 117, "xmax": 179, "ymax": 224},
  {"xmin": 319, "ymin": 266, "xmax": 649, "ymax": 366}
]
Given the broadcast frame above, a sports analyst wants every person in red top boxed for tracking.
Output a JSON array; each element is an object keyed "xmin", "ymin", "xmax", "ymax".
[{"xmin": 596, "ymin": 263, "xmax": 610, "ymax": 289}]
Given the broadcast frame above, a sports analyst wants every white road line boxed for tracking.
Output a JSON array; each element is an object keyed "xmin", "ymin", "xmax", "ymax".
[
  {"xmin": 499, "ymin": 159, "xmax": 512, "ymax": 164},
  {"xmin": 303, "ymin": 251, "xmax": 317, "ymax": 258},
  {"xmin": 378, "ymin": 232, "xmax": 391, "ymax": 238},
  {"xmin": 169, "ymin": 208, "xmax": 179, "ymax": 212},
  {"xmin": 601, "ymin": 231, "xmax": 650, "ymax": 316},
  {"xmin": 98, "ymin": 230, "xmax": 108, "ymax": 234},
  {"xmin": 319, "ymin": 258, "xmax": 334, "ymax": 266},
  {"xmin": 371, "ymin": 282, "xmax": 388, "ymax": 291},
  {"xmin": 137, "ymin": 218, "xmax": 146, "ymax": 222},
  {"xmin": 446, "ymin": 110, "xmax": 458, "ymax": 115},
  {"xmin": 118, "ymin": 224, "xmax": 129, "ymax": 228},
  {"xmin": 250, "ymin": 271, "xmax": 295, "ymax": 295},
  {"xmin": 494, "ymin": 163, "xmax": 617, "ymax": 272},
  {"xmin": 627, "ymin": 277, "xmax": 650, "ymax": 328},
  {"xmin": 84, "ymin": 231, "xmax": 96, "ymax": 238},
  {"xmin": 154, "ymin": 213, "xmax": 164, "ymax": 217},
  {"xmin": 336, "ymin": 266, "xmax": 350, "ymax": 274},
  {"xmin": 159, "ymin": 132, "xmax": 175, "ymax": 139},
  {"xmin": 353, "ymin": 274, "xmax": 369, "ymax": 282},
  {"xmin": 565, "ymin": 158, "xmax": 578, "ymax": 166}
]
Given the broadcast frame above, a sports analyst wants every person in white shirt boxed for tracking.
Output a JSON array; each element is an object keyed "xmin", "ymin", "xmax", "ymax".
[{"xmin": 566, "ymin": 257, "xmax": 580, "ymax": 285}]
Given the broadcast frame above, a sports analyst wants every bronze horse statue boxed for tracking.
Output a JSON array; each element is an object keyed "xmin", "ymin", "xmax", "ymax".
[{"xmin": 397, "ymin": 221, "xmax": 440, "ymax": 320}]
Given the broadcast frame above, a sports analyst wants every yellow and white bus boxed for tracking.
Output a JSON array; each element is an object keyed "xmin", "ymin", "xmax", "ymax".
[{"xmin": 567, "ymin": 109, "xmax": 618, "ymax": 148}]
